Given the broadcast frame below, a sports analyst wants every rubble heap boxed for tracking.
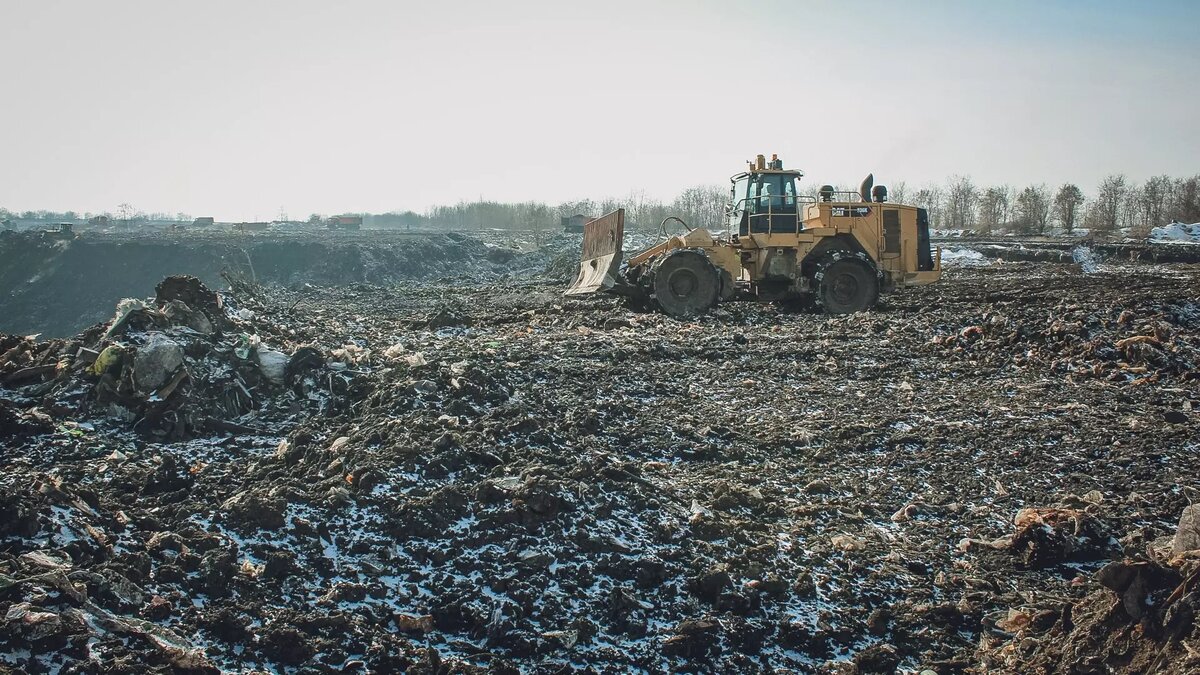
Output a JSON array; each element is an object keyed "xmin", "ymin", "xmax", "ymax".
[{"xmin": 975, "ymin": 506, "xmax": 1200, "ymax": 674}]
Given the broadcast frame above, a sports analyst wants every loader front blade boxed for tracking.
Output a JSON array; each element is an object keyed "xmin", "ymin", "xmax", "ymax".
[{"xmin": 565, "ymin": 209, "xmax": 625, "ymax": 296}]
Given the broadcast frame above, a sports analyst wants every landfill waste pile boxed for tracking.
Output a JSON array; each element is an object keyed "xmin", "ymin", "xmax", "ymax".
[
  {"xmin": 1, "ymin": 257, "xmax": 1198, "ymax": 673},
  {"xmin": 974, "ymin": 506, "xmax": 1200, "ymax": 674}
]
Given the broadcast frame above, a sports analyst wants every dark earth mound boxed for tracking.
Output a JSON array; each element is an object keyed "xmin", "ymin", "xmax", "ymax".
[{"xmin": 0, "ymin": 230, "xmax": 542, "ymax": 339}]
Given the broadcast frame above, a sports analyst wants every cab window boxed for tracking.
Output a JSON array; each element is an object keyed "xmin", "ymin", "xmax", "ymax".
[
  {"xmin": 751, "ymin": 174, "xmax": 795, "ymax": 212},
  {"xmin": 729, "ymin": 176, "xmax": 750, "ymax": 227}
]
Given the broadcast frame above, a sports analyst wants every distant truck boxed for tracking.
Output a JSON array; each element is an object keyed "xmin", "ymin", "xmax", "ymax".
[
  {"xmin": 192, "ymin": 216, "xmax": 215, "ymax": 227},
  {"xmin": 42, "ymin": 223, "xmax": 76, "ymax": 240},
  {"xmin": 327, "ymin": 215, "xmax": 362, "ymax": 231},
  {"xmin": 561, "ymin": 214, "xmax": 592, "ymax": 233}
]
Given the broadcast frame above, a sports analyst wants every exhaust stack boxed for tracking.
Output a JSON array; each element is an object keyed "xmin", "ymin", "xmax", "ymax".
[{"xmin": 859, "ymin": 174, "xmax": 874, "ymax": 203}]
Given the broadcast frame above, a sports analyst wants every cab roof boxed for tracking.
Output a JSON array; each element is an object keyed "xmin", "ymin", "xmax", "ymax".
[{"xmin": 730, "ymin": 169, "xmax": 804, "ymax": 182}]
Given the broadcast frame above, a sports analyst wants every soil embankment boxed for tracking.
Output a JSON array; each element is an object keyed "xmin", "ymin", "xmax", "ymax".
[{"xmin": 0, "ymin": 231, "xmax": 529, "ymax": 337}]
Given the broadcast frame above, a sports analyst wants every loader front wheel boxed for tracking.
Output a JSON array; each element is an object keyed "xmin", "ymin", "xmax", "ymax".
[
  {"xmin": 815, "ymin": 256, "xmax": 879, "ymax": 314},
  {"xmin": 652, "ymin": 250, "xmax": 720, "ymax": 318}
]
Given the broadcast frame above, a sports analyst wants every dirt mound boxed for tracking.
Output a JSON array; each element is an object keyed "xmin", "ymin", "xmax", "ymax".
[
  {"xmin": 975, "ymin": 553, "xmax": 1200, "ymax": 674},
  {"xmin": 0, "ymin": 230, "xmax": 540, "ymax": 338}
]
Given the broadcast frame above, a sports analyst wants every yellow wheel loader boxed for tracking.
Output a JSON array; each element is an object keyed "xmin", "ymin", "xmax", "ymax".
[{"xmin": 566, "ymin": 154, "xmax": 942, "ymax": 316}]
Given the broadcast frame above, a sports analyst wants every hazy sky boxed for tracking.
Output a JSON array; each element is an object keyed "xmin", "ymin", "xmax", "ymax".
[{"xmin": 1, "ymin": 0, "xmax": 1197, "ymax": 219}]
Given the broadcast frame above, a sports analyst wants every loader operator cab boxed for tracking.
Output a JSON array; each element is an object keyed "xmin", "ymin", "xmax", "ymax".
[{"xmin": 729, "ymin": 165, "xmax": 805, "ymax": 236}]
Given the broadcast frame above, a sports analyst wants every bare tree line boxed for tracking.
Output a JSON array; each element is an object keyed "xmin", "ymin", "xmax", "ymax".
[
  {"xmin": 412, "ymin": 172, "xmax": 1199, "ymax": 239},
  {"xmin": 890, "ymin": 174, "xmax": 1200, "ymax": 237},
  {"xmin": 6, "ymin": 173, "xmax": 1197, "ymax": 239},
  {"xmin": 395, "ymin": 185, "xmax": 730, "ymax": 238},
  {"xmin": 0, "ymin": 206, "xmax": 192, "ymax": 224}
]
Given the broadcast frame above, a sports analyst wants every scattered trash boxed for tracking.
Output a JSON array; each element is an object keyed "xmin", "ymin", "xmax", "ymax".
[
  {"xmin": 1008, "ymin": 506, "xmax": 1113, "ymax": 568},
  {"xmin": 90, "ymin": 344, "xmax": 123, "ymax": 376},
  {"xmin": 133, "ymin": 334, "xmax": 184, "ymax": 393},
  {"xmin": 831, "ymin": 533, "xmax": 868, "ymax": 552},
  {"xmin": 255, "ymin": 348, "xmax": 290, "ymax": 385}
]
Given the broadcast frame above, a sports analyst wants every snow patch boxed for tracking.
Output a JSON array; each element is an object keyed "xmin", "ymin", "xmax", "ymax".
[
  {"xmin": 1149, "ymin": 222, "xmax": 1200, "ymax": 244},
  {"xmin": 940, "ymin": 247, "xmax": 987, "ymax": 267},
  {"xmin": 1071, "ymin": 246, "xmax": 1100, "ymax": 274}
]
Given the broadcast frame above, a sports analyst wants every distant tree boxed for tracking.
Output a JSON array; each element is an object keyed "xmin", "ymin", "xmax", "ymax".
[
  {"xmin": 596, "ymin": 197, "xmax": 623, "ymax": 222},
  {"xmin": 912, "ymin": 185, "xmax": 944, "ymax": 228},
  {"xmin": 1089, "ymin": 175, "xmax": 1126, "ymax": 236},
  {"xmin": 1052, "ymin": 184, "xmax": 1084, "ymax": 234},
  {"xmin": 621, "ymin": 190, "xmax": 660, "ymax": 232},
  {"xmin": 672, "ymin": 185, "xmax": 726, "ymax": 231},
  {"xmin": 1014, "ymin": 184, "xmax": 1051, "ymax": 235},
  {"xmin": 527, "ymin": 202, "xmax": 552, "ymax": 246},
  {"xmin": 116, "ymin": 204, "xmax": 135, "ymax": 226},
  {"xmin": 1139, "ymin": 175, "xmax": 1172, "ymax": 229},
  {"xmin": 556, "ymin": 199, "xmax": 598, "ymax": 220},
  {"xmin": 998, "ymin": 185, "xmax": 1016, "ymax": 229},
  {"xmin": 365, "ymin": 210, "xmax": 426, "ymax": 230},
  {"xmin": 307, "ymin": 213, "xmax": 323, "ymax": 224},
  {"xmin": 399, "ymin": 211, "xmax": 423, "ymax": 230},
  {"xmin": 1120, "ymin": 182, "xmax": 1142, "ymax": 235},
  {"xmin": 977, "ymin": 186, "xmax": 1009, "ymax": 234},
  {"xmin": 1170, "ymin": 175, "xmax": 1200, "ymax": 223},
  {"xmin": 945, "ymin": 175, "xmax": 978, "ymax": 230},
  {"xmin": 633, "ymin": 199, "xmax": 671, "ymax": 232},
  {"xmin": 888, "ymin": 180, "xmax": 908, "ymax": 205}
]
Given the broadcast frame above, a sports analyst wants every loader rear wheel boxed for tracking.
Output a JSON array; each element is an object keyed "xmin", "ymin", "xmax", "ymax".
[
  {"xmin": 815, "ymin": 256, "xmax": 879, "ymax": 314},
  {"xmin": 652, "ymin": 250, "xmax": 720, "ymax": 318}
]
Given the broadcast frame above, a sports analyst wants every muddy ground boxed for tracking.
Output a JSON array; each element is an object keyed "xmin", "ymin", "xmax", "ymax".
[{"xmin": 1, "ymin": 248, "xmax": 1199, "ymax": 674}]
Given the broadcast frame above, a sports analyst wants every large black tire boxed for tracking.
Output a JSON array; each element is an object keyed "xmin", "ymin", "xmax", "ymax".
[
  {"xmin": 651, "ymin": 250, "xmax": 720, "ymax": 318},
  {"xmin": 813, "ymin": 252, "xmax": 880, "ymax": 314}
]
